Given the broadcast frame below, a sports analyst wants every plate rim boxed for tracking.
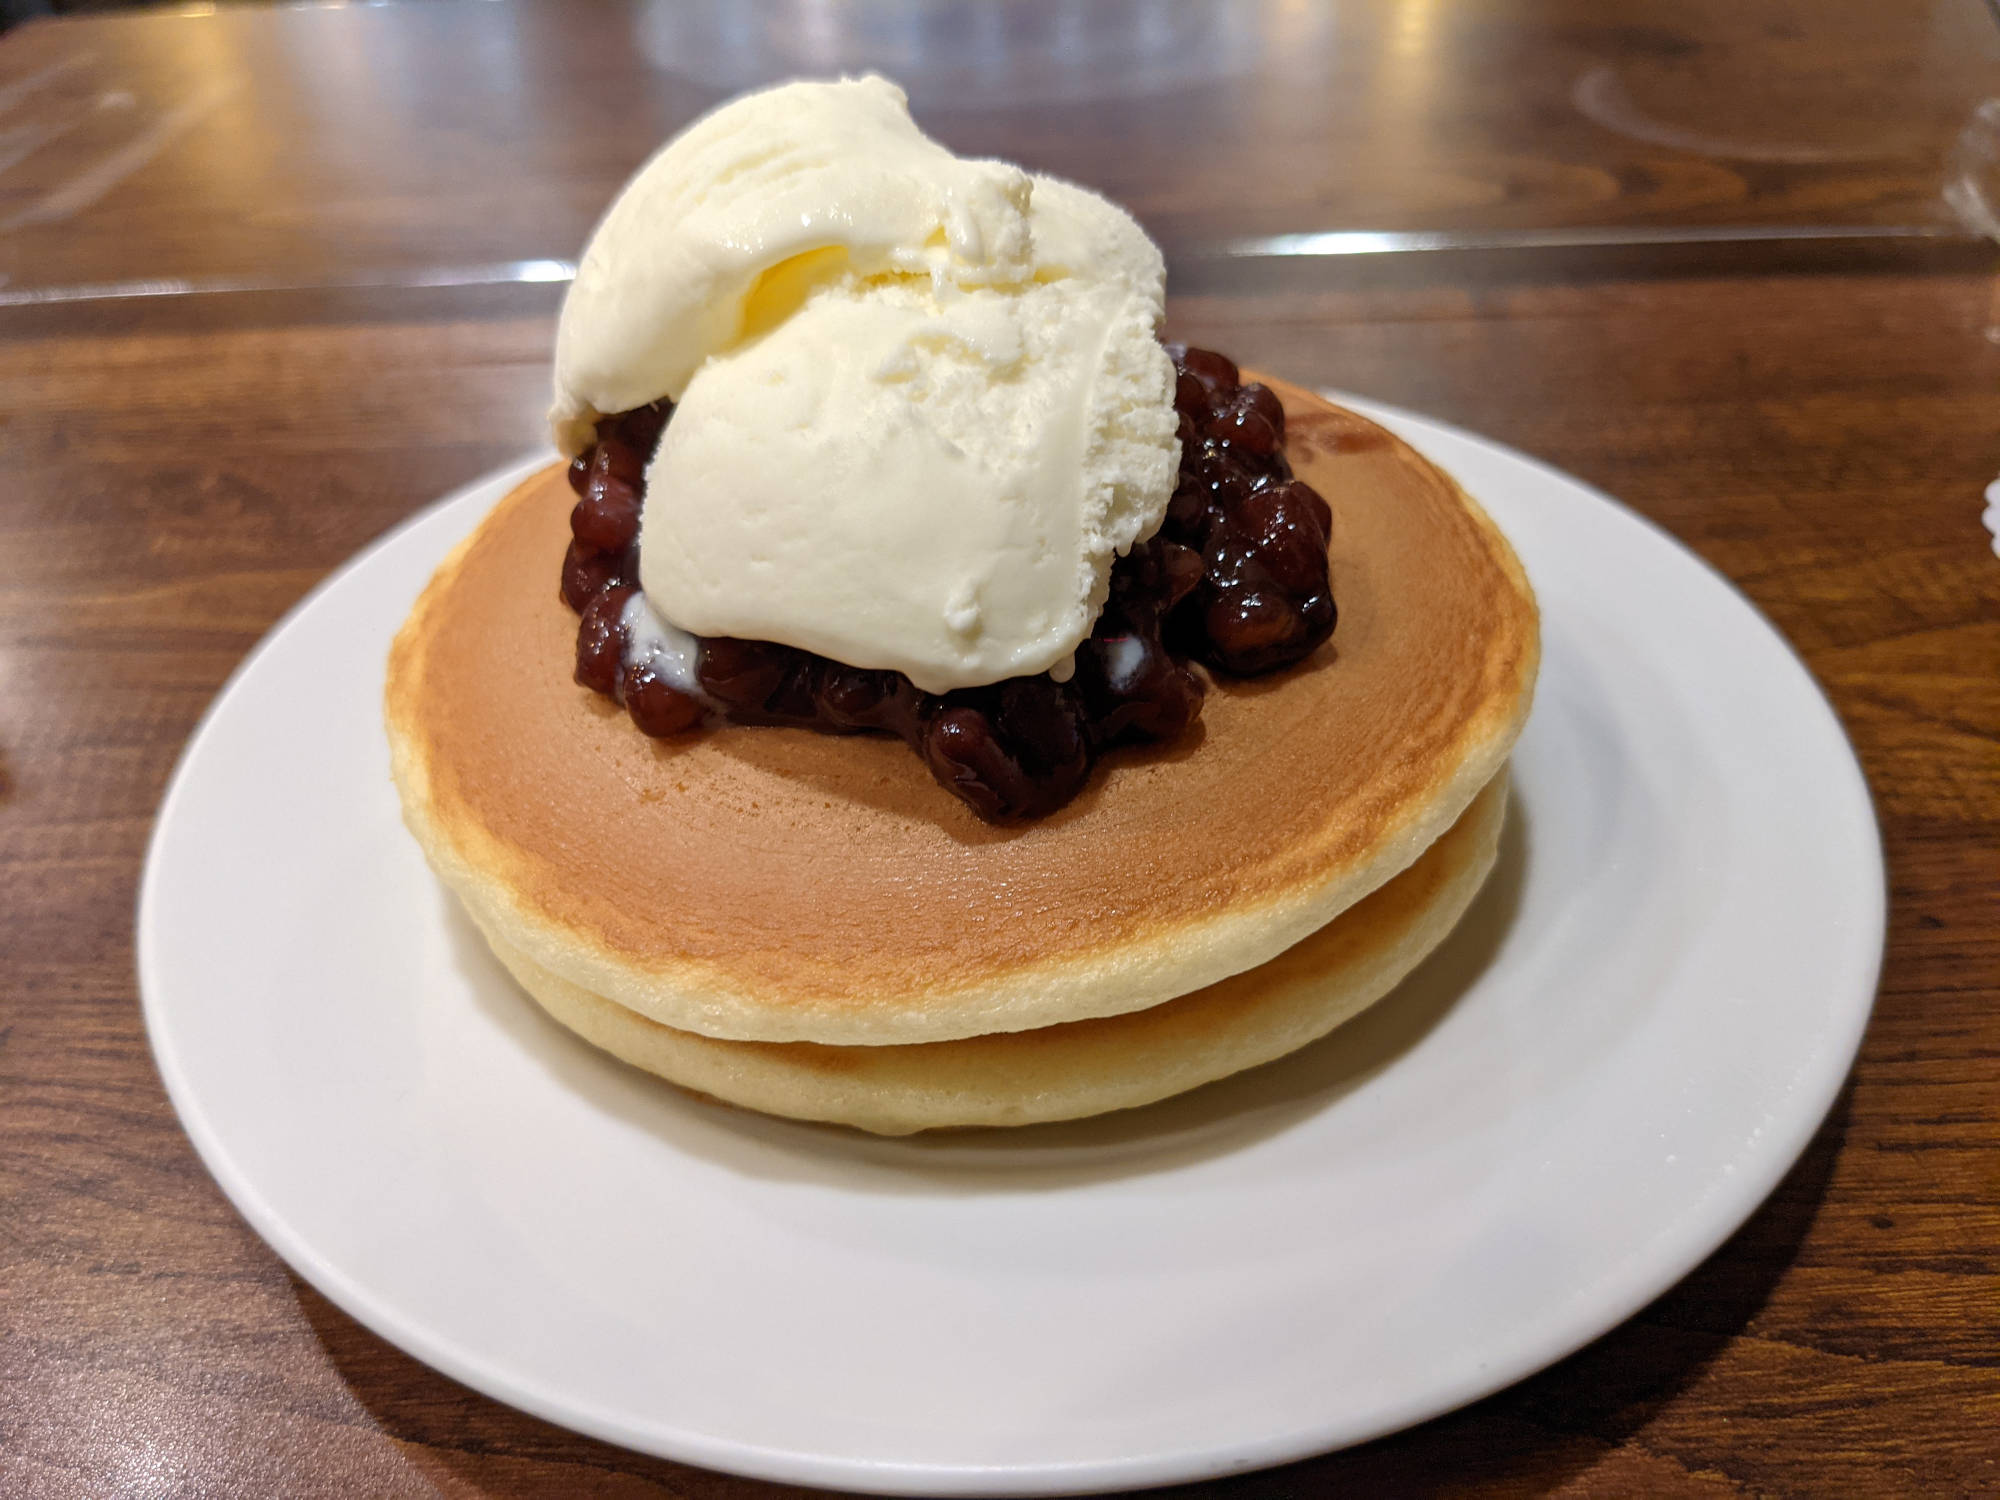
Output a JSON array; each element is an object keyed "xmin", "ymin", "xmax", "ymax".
[{"xmin": 136, "ymin": 402, "xmax": 1885, "ymax": 1495}]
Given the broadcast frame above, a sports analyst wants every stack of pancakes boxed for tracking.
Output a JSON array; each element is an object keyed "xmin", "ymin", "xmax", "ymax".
[{"xmin": 386, "ymin": 379, "xmax": 1538, "ymax": 1134}]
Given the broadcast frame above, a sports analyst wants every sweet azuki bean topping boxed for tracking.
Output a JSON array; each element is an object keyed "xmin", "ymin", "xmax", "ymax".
[{"xmin": 558, "ymin": 346, "xmax": 1336, "ymax": 822}]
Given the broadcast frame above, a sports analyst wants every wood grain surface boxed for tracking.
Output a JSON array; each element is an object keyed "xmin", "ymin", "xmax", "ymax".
[
  {"xmin": 2, "ymin": 2, "xmax": 1997, "ymax": 1497},
  {"xmin": 0, "ymin": 0, "xmax": 1997, "ymax": 298}
]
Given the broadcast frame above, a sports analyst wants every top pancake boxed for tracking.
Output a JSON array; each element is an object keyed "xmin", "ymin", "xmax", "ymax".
[{"xmin": 386, "ymin": 378, "xmax": 1538, "ymax": 1045}]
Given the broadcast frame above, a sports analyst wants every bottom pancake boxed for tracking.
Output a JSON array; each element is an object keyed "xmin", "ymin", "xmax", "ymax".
[{"xmin": 466, "ymin": 774, "xmax": 1509, "ymax": 1135}]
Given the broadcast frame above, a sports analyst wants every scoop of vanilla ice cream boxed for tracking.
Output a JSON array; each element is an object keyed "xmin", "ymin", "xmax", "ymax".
[{"xmin": 549, "ymin": 76, "xmax": 1179, "ymax": 693}]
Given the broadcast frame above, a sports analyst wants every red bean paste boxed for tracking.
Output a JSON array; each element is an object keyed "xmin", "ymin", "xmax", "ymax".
[{"xmin": 560, "ymin": 345, "xmax": 1336, "ymax": 822}]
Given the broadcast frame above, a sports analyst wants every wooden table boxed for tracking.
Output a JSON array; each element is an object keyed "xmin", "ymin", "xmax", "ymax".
[{"xmin": 3, "ymin": 2, "xmax": 1995, "ymax": 1494}]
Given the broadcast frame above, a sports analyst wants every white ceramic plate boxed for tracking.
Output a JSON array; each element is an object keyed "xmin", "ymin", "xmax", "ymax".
[{"xmin": 139, "ymin": 400, "xmax": 1883, "ymax": 1496}]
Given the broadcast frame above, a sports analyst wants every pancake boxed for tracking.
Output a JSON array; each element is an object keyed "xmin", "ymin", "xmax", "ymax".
[
  {"xmin": 472, "ymin": 774, "xmax": 1507, "ymax": 1134},
  {"xmin": 386, "ymin": 379, "xmax": 1538, "ymax": 1045}
]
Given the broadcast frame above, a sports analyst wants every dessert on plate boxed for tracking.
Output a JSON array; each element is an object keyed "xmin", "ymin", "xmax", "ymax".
[{"xmin": 385, "ymin": 77, "xmax": 1538, "ymax": 1133}]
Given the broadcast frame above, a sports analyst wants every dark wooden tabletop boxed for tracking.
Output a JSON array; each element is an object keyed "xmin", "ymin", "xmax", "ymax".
[{"xmin": 3, "ymin": 2, "xmax": 1996, "ymax": 1496}]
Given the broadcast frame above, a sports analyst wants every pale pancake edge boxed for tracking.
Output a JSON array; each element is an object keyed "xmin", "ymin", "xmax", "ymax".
[{"xmin": 475, "ymin": 776, "xmax": 1508, "ymax": 1134}]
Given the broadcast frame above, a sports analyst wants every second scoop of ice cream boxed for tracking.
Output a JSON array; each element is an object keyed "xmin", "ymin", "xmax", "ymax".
[{"xmin": 550, "ymin": 77, "xmax": 1179, "ymax": 694}]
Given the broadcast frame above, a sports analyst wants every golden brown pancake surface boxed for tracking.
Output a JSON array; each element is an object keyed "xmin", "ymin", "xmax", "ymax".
[{"xmin": 386, "ymin": 379, "xmax": 1538, "ymax": 1044}]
